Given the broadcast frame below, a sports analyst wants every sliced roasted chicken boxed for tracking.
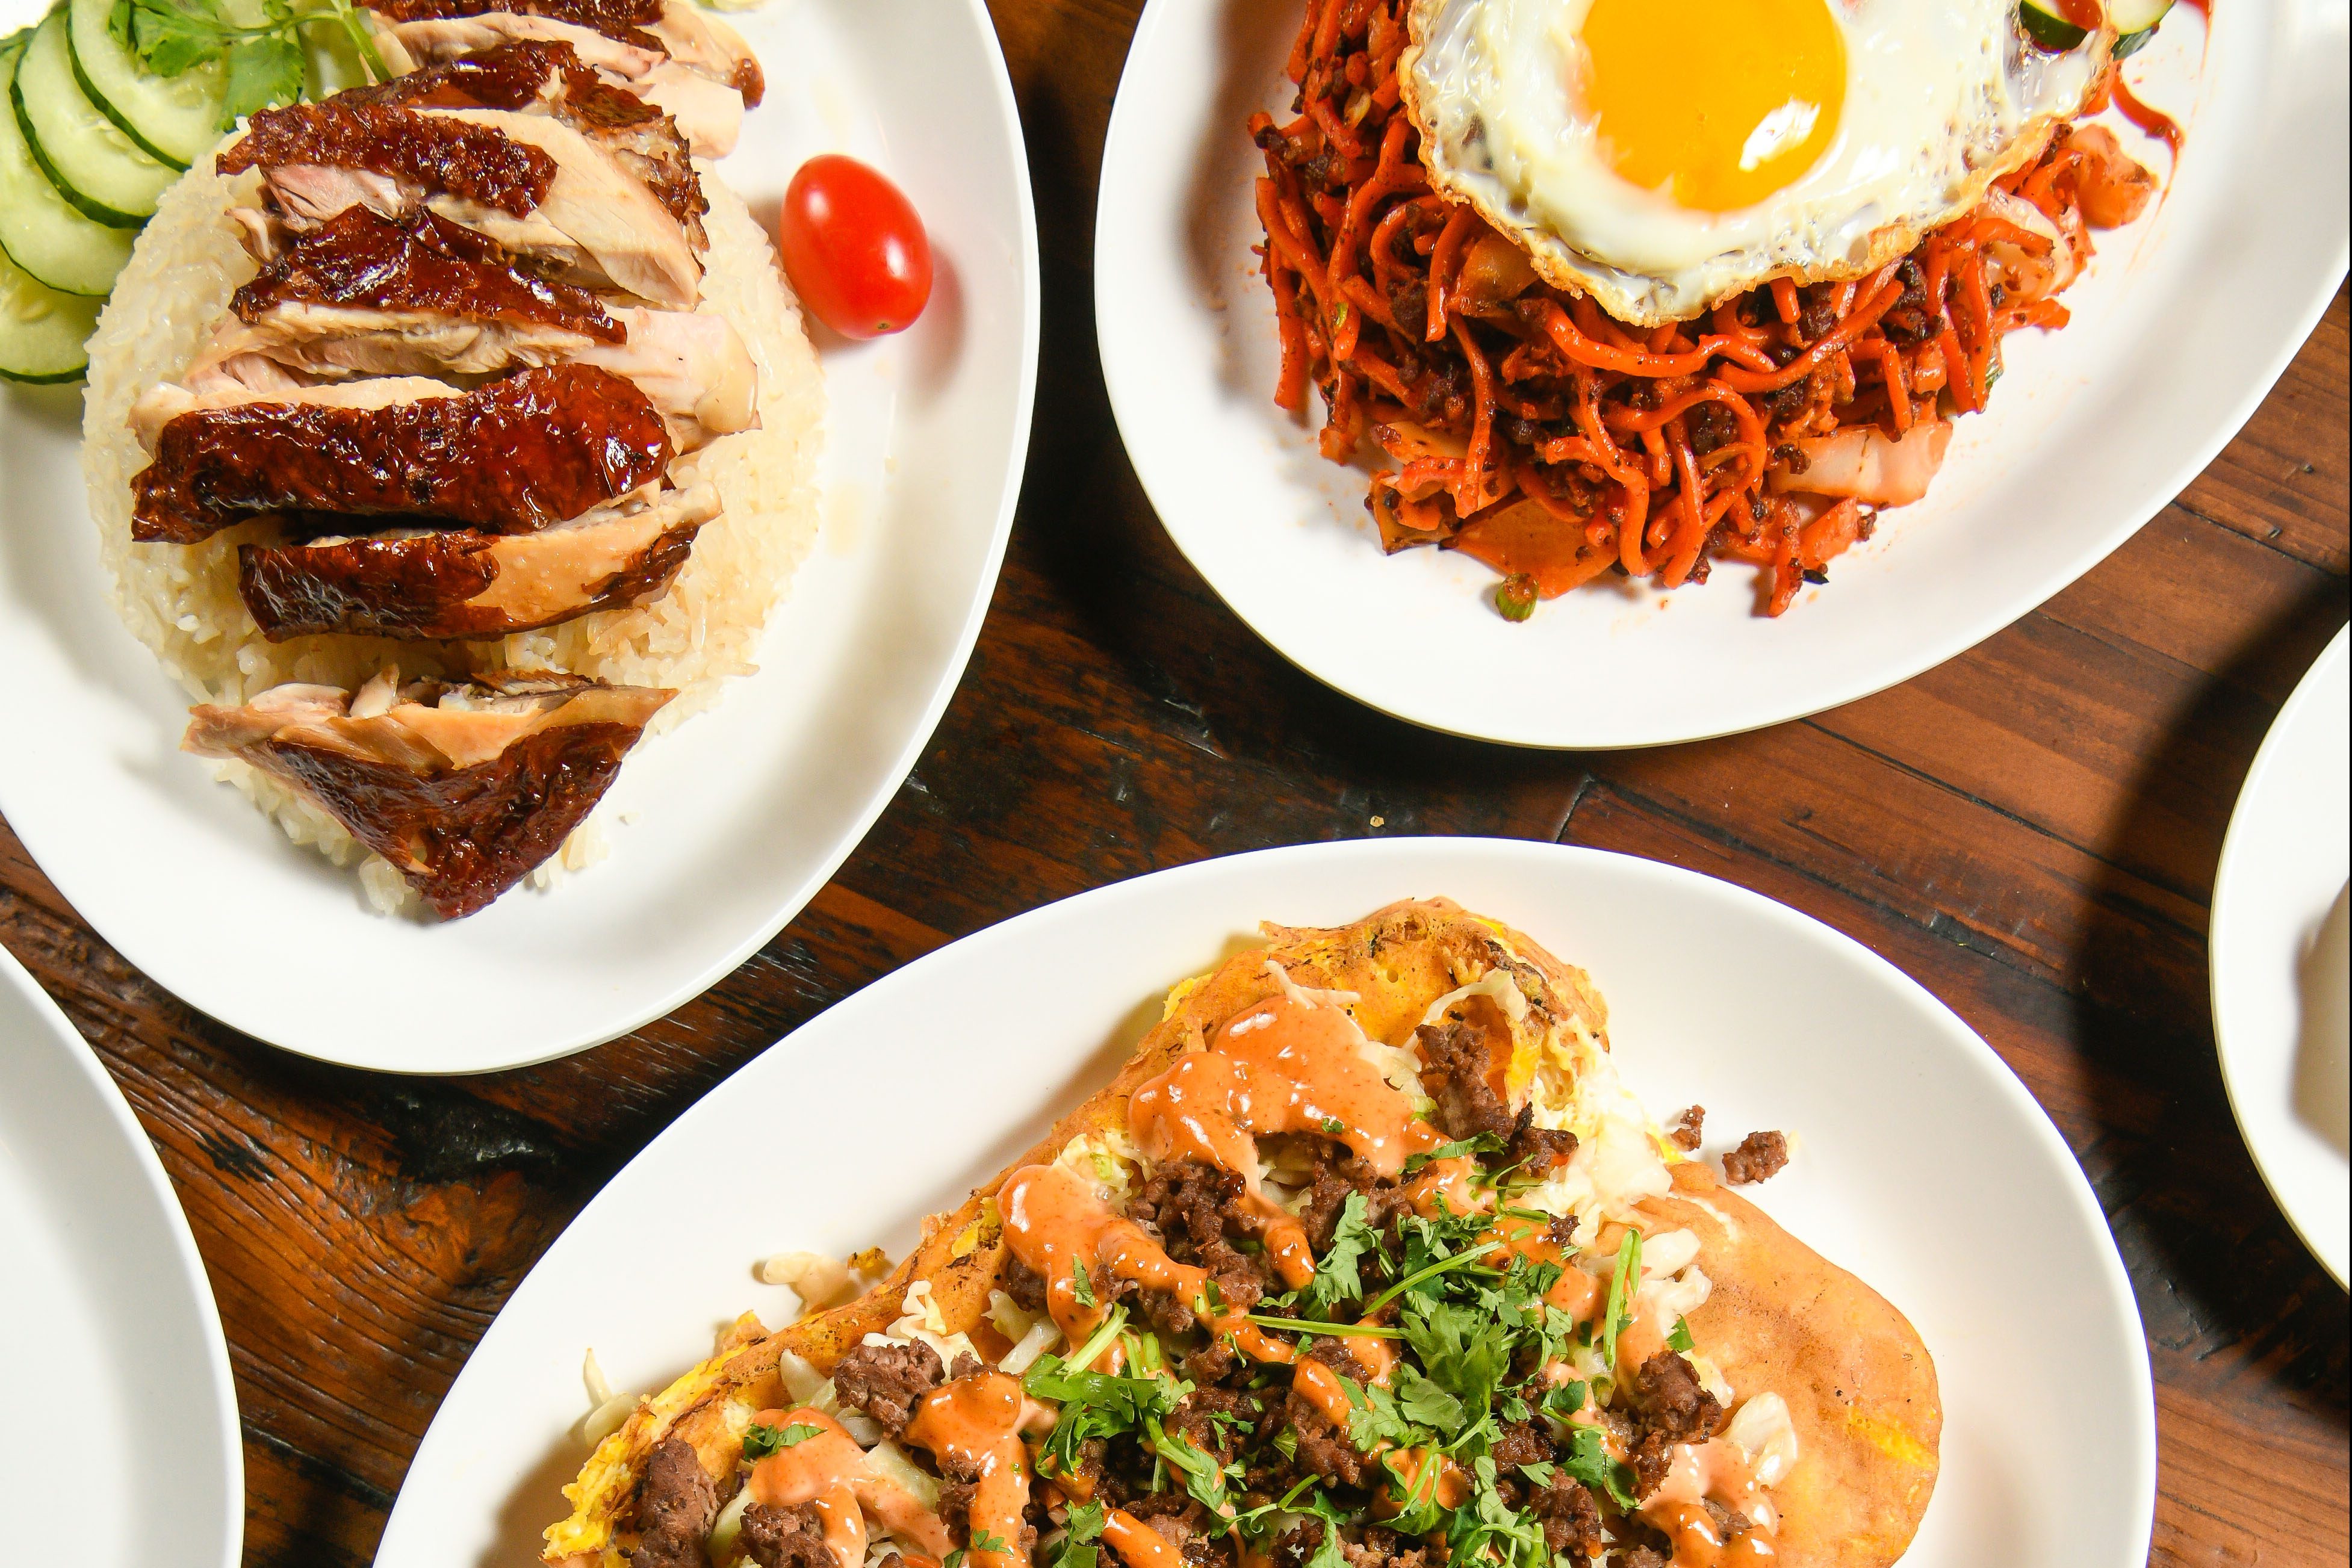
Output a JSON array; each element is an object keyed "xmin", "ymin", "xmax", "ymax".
[
  {"xmin": 184, "ymin": 669, "xmax": 674, "ymax": 919},
  {"xmin": 358, "ymin": 42, "xmax": 709, "ymax": 241},
  {"xmin": 218, "ymin": 98, "xmax": 700, "ymax": 308},
  {"xmin": 238, "ymin": 482, "xmax": 717, "ymax": 640},
  {"xmin": 131, "ymin": 364, "xmax": 672, "ymax": 544},
  {"xmin": 179, "ymin": 206, "xmax": 755, "ymax": 441},
  {"xmin": 373, "ymin": 19, "xmax": 742, "ymax": 156},
  {"xmin": 366, "ymin": 0, "xmax": 763, "ymax": 106}
]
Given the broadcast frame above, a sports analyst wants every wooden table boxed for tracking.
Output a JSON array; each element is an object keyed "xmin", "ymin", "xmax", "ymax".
[{"xmin": 2, "ymin": 5, "xmax": 2345, "ymax": 1564}]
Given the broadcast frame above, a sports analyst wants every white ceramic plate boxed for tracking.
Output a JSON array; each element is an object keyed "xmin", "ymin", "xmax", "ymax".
[
  {"xmin": 0, "ymin": 943, "xmax": 242, "ymax": 1568},
  {"xmin": 0, "ymin": 0, "xmax": 1038, "ymax": 1073},
  {"xmin": 1094, "ymin": 0, "xmax": 2348, "ymax": 748},
  {"xmin": 377, "ymin": 837, "xmax": 2155, "ymax": 1568},
  {"xmin": 2210, "ymin": 627, "xmax": 2351, "ymax": 1287}
]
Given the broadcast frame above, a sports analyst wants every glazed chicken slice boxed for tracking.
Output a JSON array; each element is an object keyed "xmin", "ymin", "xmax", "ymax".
[
  {"xmin": 178, "ymin": 206, "xmax": 755, "ymax": 442},
  {"xmin": 371, "ymin": 24, "xmax": 740, "ymax": 157},
  {"xmin": 356, "ymin": 43, "xmax": 708, "ymax": 241},
  {"xmin": 238, "ymin": 482, "xmax": 718, "ymax": 640},
  {"xmin": 218, "ymin": 98, "xmax": 700, "ymax": 308},
  {"xmin": 366, "ymin": 0, "xmax": 763, "ymax": 107},
  {"xmin": 184, "ymin": 669, "xmax": 674, "ymax": 919},
  {"xmin": 131, "ymin": 364, "xmax": 671, "ymax": 544}
]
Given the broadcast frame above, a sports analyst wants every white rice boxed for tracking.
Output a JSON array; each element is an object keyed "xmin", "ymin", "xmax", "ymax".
[{"xmin": 81, "ymin": 160, "xmax": 824, "ymax": 913}]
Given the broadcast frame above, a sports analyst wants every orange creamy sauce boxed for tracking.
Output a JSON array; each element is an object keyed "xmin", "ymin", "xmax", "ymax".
[
  {"xmin": 749, "ymin": 1407, "xmax": 953, "ymax": 1567},
  {"xmin": 905, "ymin": 1373, "xmax": 1035, "ymax": 1568},
  {"xmin": 1100, "ymin": 1509, "xmax": 1188, "ymax": 1568}
]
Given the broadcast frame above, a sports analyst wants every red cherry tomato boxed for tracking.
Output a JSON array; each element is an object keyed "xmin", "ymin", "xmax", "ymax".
[{"xmin": 777, "ymin": 153, "xmax": 933, "ymax": 339}]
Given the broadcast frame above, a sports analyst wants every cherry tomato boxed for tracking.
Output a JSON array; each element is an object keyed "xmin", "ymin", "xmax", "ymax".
[{"xmin": 776, "ymin": 153, "xmax": 933, "ymax": 339}]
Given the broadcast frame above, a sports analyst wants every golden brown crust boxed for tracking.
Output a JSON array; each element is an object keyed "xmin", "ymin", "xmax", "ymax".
[
  {"xmin": 543, "ymin": 898, "xmax": 1937, "ymax": 1567},
  {"xmin": 1638, "ymin": 1161, "xmax": 1942, "ymax": 1566}
]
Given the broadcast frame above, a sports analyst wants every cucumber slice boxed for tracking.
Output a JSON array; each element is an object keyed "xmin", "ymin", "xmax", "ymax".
[
  {"xmin": 2109, "ymin": 0, "xmax": 2174, "ymax": 33},
  {"xmin": 0, "ymin": 33, "xmax": 134, "ymax": 295},
  {"xmin": 2019, "ymin": 0, "xmax": 2174, "ymax": 51},
  {"xmin": 67, "ymin": 0, "xmax": 232, "ymax": 170},
  {"xmin": 0, "ymin": 237, "xmax": 104, "ymax": 382},
  {"xmin": 13, "ymin": 7, "xmax": 173, "ymax": 227},
  {"xmin": 2017, "ymin": 0, "xmax": 2090, "ymax": 50}
]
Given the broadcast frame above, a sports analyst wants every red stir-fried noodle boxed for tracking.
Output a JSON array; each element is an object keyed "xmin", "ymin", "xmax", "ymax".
[{"xmin": 1252, "ymin": 0, "xmax": 2161, "ymax": 617}]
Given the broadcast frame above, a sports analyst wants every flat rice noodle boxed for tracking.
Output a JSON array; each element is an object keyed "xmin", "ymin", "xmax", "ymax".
[{"xmin": 1636, "ymin": 1159, "xmax": 1942, "ymax": 1567}]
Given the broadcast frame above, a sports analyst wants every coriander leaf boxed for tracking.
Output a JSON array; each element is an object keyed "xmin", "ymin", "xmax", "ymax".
[
  {"xmin": 1070, "ymin": 1260, "xmax": 1097, "ymax": 1309},
  {"xmin": 1145, "ymin": 1418, "xmax": 1232, "ymax": 1513},
  {"xmin": 740, "ymin": 1419, "xmax": 822, "ymax": 1460},
  {"xmin": 1517, "ymin": 1460, "xmax": 1556, "ymax": 1487},
  {"xmin": 1392, "ymin": 1362, "xmax": 1465, "ymax": 1438},
  {"xmin": 1064, "ymin": 1502, "xmax": 1107, "ymax": 1544},
  {"xmin": 220, "ymin": 33, "xmax": 301, "ymax": 122},
  {"xmin": 972, "ymin": 1531, "xmax": 1011, "ymax": 1555},
  {"xmin": 1302, "ymin": 1192, "xmax": 1376, "ymax": 1315},
  {"xmin": 1397, "ymin": 1295, "xmax": 1509, "ymax": 1415},
  {"xmin": 1667, "ymin": 1317, "xmax": 1695, "ymax": 1354},
  {"xmin": 1555, "ymin": 1424, "xmax": 1636, "ymax": 1510},
  {"xmin": 1321, "ymin": 1116, "xmax": 1347, "ymax": 1135},
  {"xmin": 946, "ymin": 1552, "xmax": 967, "ymax": 1568},
  {"xmin": 1539, "ymin": 1380, "xmax": 1587, "ymax": 1422},
  {"xmin": 1400, "ymin": 1131, "xmax": 1505, "ymax": 1176}
]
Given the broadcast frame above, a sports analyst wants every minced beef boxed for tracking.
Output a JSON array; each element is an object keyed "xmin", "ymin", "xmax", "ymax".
[
  {"xmin": 1002, "ymin": 1251, "xmax": 1048, "ymax": 1313},
  {"xmin": 830, "ymin": 1338, "xmax": 944, "ymax": 1434},
  {"xmin": 1525, "ymin": 1470, "xmax": 1603, "ymax": 1557},
  {"xmin": 1667, "ymin": 1106, "xmax": 1705, "ymax": 1152},
  {"xmin": 1489, "ymin": 1419, "xmax": 1552, "ymax": 1469},
  {"xmin": 1341, "ymin": 1525, "xmax": 1431, "ymax": 1568},
  {"xmin": 1286, "ymin": 1340, "xmax": 1373, "ymax": 1486},
  {"xmin": 1722, "ymin": 1130, "xmax": 1789, "ymax": 1185},
  {"xmin": 1415, "ymin": 1018, "xmax": 1515, "ymax": 1142},
  {"xmin": 1503, "ymin": 1105, "xmax": 1578, "ymax": 1176},
  {"xmin": 1166, "ymin": 1384, "xmax": 1266, "ymax": 1466},
  {"xmin": 1628, "ymin": 1353, "xmax": 1727, "ymax": 1498},
  {"xmin": 1298, "ymin": 1145, "xmax": 1402, "ymax": 1253},
  {"xmin": 740, "ymin": 1501, "xmax": 833, "ymax": 1568},
  {"xmin": 630, "ymin": 1438, "xmax": 716, "ymax": 1568},
  {"xmin": 1131, "ymin": 1159, "xmax": 1274, "ymax": 1310}
]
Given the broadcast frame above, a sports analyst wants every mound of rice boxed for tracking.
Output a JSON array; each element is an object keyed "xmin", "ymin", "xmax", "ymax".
[{"xmin": 81, "ymin": 160, "xmax": 824, "ymax": 913}]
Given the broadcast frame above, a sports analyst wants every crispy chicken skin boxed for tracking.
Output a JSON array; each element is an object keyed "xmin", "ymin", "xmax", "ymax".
[
  {"xmin": 238, "ymin": 483, "xmax": 717, "ymax": 640},
  {"xmin": 131, "ymin": 364, "xmax": 672, "ymax": 543},
  {"xmin": 184, "ymin": 671, "xmax": 674, "ymax": 917}
]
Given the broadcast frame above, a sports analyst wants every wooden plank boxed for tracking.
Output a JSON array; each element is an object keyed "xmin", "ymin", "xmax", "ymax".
[{"xmin": 2177, "ymin": 285, "xmax": 2350, "ymax": 573}]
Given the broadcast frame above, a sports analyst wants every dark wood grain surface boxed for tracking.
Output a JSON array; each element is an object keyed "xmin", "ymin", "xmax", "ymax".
[{"xmin": 2, "ymin": 3, "xmax": 2346, "ymax": 1563}]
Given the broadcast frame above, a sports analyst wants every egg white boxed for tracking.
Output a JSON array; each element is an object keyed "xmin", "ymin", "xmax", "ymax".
[{"xmin": 1400, "ymin": 0, "xmax": 2111, "ymax": 324}]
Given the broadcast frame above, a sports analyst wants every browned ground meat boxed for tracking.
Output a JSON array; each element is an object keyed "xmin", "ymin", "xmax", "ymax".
[
  {"xmin": 1341, "ymin": 1525, "xmax": 1430, "ymax": 1568},
  {"xmin": 1002, "ymin": 1252, "xmax": 1049, "ymax": 1313},
  {"xmin": 1414, "ymin": 1018, "xmax": 1516, "ymax": 1141},
  {"xmin": 1723, "ymin": 1130, "xmax": 1789, "ymax": 1185},
  {"xmin": 1131, "ymin": 1160, "xmax": 1275, "ymax": 1310},
  {"xmin": 1489, "ymin": 1419, "xmax": 1552, "ymax": 1469},
  {"xmin": 1297, "ymin": 1144, "xmax": 1402, "ymax": 1251},
  {"xmin": 740, "ymin": 1501, "xmax": 833, "ymax": 1568},
  {"xmin": 1503, "ymin": 1105, "xmax": 1578, "ymax": 1176},
  {"xmin": 1628, "ymin": 1353, "xmax": 1727, "ymax": 1497},
  {"xmin": 1668, "ymin": 1106, "xmax": 1705, "ymax": 1152},
  {"xmin": 1131, "ymin": 1492, "xmax": 1235, "ymax": 1567},
  {"xmin": 1525, "ymin": 1470, "xmax": 1604, "ymax": 1557},
  {"xmin": 1166, "ymin": 1384, "xmax": 1266, "ymax": 1466},
  {"xmin": 1284, "ymin": 1339, "xmax": 1374, "ymax": 1486},
  {"xmin": 630, "ymin": 1437, "xmax": 716, "ymax": 1568},
  {"xmin": 1273, "ymin": 1519, "xmax": 1329, "ymax": 1568},
  {"xmin": 831, "ymin": 1339, "xmax": 944, "ymax": 1434},
  {"xmin": 1613, "ymin": 1548, "xmax": 1670, "ymax": 1568}
]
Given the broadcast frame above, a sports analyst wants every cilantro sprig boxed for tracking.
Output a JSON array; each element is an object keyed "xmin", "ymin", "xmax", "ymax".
[
  {"xmin": 107, "ymin": 0, "xmax": 385, "ymax": 126},
  {"xmin": 739, "ymin": 1419, "xmax": 822, "ymax": 1460}
]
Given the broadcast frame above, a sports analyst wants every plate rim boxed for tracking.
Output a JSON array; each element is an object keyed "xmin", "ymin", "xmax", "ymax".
[
  {"xmin": 380, "ymin": 835, "xmax": 2157, "ymax": 1564},
  {"xmin": 0, "ymin": 940, "xmax": 245, "ymax": 1568},
  {"xmin": 2208, "ymin": 622, "xmax": 2351, "ymax": 1288},
  {"xmin": 1091, "ymin": 0, "xmax": 2350, "ymax": 749},
  {"xmin": 0, "ymin": 0, "xmax": 1042, "ymax": 1076}
]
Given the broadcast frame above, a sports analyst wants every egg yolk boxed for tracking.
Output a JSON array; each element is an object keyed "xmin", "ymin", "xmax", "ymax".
[{"xmin": 1577, "ymin": 0, "xmax": 1846, "ymax": 212}]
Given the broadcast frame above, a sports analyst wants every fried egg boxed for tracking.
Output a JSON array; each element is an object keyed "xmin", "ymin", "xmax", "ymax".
[{"xmin": 1401, "ymin": 0, "xmax": 2111, "ymax": 324}]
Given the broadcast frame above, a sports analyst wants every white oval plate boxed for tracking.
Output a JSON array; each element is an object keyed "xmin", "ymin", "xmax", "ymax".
[
  {"xmin": 377, "ymin": 838, "xmax": 2154, "ymax": 1568},
  {"xmin": 0, "ymin": 943, "xmax": 242, "ymax": 1568},
  {"xmin": 0, "ymin": 0, "xmax": 1038, "ymax": 1072},
  {"xmin": 1094, "ymin": 0, "xmax": 2348, "ymax": 748},
  {"xmin": 2211, "ymin": 626, "xmax": 2350, "ymax": 1287}
]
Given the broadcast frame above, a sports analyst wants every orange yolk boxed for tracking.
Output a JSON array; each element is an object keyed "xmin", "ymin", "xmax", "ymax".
[{"xmin": 1577, "ymin": 0, "xmax": 1846, "ymax": 212}]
